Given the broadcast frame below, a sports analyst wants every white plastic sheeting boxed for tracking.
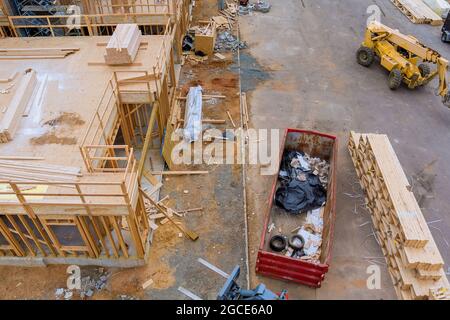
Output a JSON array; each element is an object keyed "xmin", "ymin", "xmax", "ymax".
[
  {"xmin": 183, "ymin": 85, "xmax": 203, "ymax": 142},
  {"xmin": 423, "ymin": 0, "xmax": 450, "ymax": 18}
]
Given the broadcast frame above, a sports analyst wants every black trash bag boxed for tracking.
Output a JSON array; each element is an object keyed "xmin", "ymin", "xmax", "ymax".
[
  {"xmin": 182, "ymin": 34, "xmax": 194, "ymax": 51},
  {"xmin": 279, "ymin": 150, "xmax": 307, "ymax": 182},
  {"xmin": 275, "ymin": 173, "xmax": 326, "ymax": 214}
]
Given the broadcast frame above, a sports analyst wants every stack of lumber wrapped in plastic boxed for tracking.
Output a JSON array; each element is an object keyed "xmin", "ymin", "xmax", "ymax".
[
  {"xmin": 104, "ymin": 24, "xmax": 142, "ymax": 65},
  {"xmin": 390, "ymin": 0, "xmax": 443, "ymax": 25},
  {"xmin": 348, "ymin": 131, "xmax": 449, "ymax": 300}
]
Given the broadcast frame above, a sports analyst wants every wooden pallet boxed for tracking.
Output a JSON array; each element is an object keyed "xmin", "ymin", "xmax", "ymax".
[
  {"xmin": 390, "ymin": 0, "xmax": 443, "ymax": 25},
  {"xmin": 348, "ymin": 131, "xmax": 449, "ymax": 300}
]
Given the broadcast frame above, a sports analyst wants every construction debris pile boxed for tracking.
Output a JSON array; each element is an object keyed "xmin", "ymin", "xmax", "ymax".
[
  {"xmin": 267, "ymin": 150, "xmax": 330, "ymax": 264},
  {"xmin": 239, "ymin": 0, "xmax": 272, "ymax": 14},
  {"xmin": 215, "ymin": 31, "xmax": 247, "ymax": 51},
  {"xmin": 142, "ymin": 187, "xmax": 202, "ymax": 241},
  {"xmin": 220, "ymin": 1, "xmax": 238, "ymax": 20},
  {"xmin": 275, "ymin": 151, "xmax": 329, "ymax": 214},
  {"xmin": 268, "ymin": 206, "xmax": 325, "ymax": 264},
  {"xmin": 55, "ymin": 268, "xmax": 110, "ymax": 300}
]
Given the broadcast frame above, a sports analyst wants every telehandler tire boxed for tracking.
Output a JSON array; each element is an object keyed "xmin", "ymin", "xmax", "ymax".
[
  {"xmin": 356, "ymin": 46, "xmax": 375, "ymax": 67},
  {"xmin": 418, "ymin": 64, "xmax": 431, "ymax": 77},
  {"xmin": 388, "ymin": 69, "xmax": 402, "ymax": 90}
]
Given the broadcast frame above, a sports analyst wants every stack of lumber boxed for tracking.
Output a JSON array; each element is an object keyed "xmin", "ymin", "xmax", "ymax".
[
  {"xmin": 212, "ymin": 15, "xmax": 234, "ymax": 30},
  {"xmin": 104, "ymin": 24, "xmax": 142, "ymax": 65},
  {"xmin": 0, "ymin": 69, "xmax": 37, "ymax": 143},
  {"xmin": 0, "ymin": 160, "xmax": 82, "ymax": 182},
  {"xmin": 0, "ymin": 47, "xmax": 79, "ymax": 59},
  {"xmin": 348, "ymin": 131, "xmax": 449, "ymax": 300},
  {"xmin": 390, "ymin": 0, "xmax": 443, "ymax": 25}
]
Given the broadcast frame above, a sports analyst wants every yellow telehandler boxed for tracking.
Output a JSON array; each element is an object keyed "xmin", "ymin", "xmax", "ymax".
[{"xmin": 356, "ymin": 21, "xmax": 450, "ymax": 107}]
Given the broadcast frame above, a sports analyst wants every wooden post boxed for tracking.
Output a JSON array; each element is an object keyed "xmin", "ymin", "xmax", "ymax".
[
  {"xmin": 9, "ymin": 182, "xmax": 58, "ymax": 256},
  {"xmin": 75, "ymin": 184, "xmax": 109, "ymax": 257},
  {"xmin": 0, "ymin": 217, "xmax": 25, "ymax": 256},
  {"xmin": 121, "ymin": 182, "xmax": 145, "ymax": 258},
  {"xmin": 7, "ymin": 17, "xmax": 18, "ymax": 37},
  {"xmin": 5, "ymin": 215, "xmax": 35, "ymax": 256},
  {"xmin": 137, "ymin": 100, "xmax": 159, "ymax": 178}
]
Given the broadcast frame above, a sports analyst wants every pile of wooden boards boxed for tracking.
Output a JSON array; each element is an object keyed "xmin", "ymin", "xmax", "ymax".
[
  {"xmin": 212, "ymin": 15, "xmax": 234, "ymax": 30},
  {"xmin": 141, "ymin": 189, "xmax": 202, "ymax": 240},
  {"xmin": 219, "ymin": 1, "xmax": 238, "ymax": 21},
  {"xmin": 0, "ymin": 69, "xmax": 37, "ymax": 143},
  {"xmin": 0, "ymin": 47, "xmax": 79, "ymax": 59},
  {"xmin": 348, "ymin": 131, "xmax": 449, "ymax": 300},
  {"xmin": 0, "ymin": 160, "xmax": 82, "ymax": 182},
  {"xmin": 390, "ymin": 0, "xmax": 443, "ymax": 25},
  {"xmin": 104, "ymin": 24, "xmax": 142, "ymax": 65}
]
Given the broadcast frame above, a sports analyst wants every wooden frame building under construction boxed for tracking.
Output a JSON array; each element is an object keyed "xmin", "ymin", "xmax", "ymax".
[
  {"xmin": 0, "ymin": 1, "xmax": 192, "ymax": 267},
  {"xmin": 0, "ymin": 0, "xmax": 191, "ymax": 60}
]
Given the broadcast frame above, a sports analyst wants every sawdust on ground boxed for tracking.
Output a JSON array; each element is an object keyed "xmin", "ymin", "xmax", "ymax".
[
  {"xmin": 43, "ymin": 112, "xmax": 85, "ymax": 127},
  {"xmin": 30, "ymin": 132, "xmax": 78, "ymax": 145}
]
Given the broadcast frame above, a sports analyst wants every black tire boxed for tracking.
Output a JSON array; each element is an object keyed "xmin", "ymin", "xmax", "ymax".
[
  {"xmin": 356, "ymin": 46, "xmax": 375, "ymax": 67},
  {"xmin": 418, "ymin": 63, "xmax": 431, "ymax": 77},
  {"xmin": 388, "ymin": 69, "xmax": 402, "ymax": 90},
  {"xmin": 269, "ymin": 235, "xmax": 287, "ymax": 252},
  {"xmin": 288, "ymin": 235, "xmax": 305, "ymax": 250}
]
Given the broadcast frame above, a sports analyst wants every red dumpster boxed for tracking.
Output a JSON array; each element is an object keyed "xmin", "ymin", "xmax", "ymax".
[{"xmin": 255, "ymin": 128, "xmax": 337, "ymax": 288}]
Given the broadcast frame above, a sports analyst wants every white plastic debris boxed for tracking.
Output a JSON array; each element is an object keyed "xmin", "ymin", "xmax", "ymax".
[
  {"xmin": 183, "ymin": 86, "xmax": 203, "ymax": 142},
  {"xmin": 267, "ymin": 222, "xmax": 275, "ymax": 233},
  {"xmin": 55, "ymin": 288, "xmax": 64, "ymax": 297},
  {"xmin": 64, "ymin": 290, "xmax": 73, "ymax": 300},
  {"xmin": 298, "ymin": 227, "xmax": 322, "ymax": 256},
  {"xmin": 306, "ymin": 208, "xmax": 324, "ymax": 233}
]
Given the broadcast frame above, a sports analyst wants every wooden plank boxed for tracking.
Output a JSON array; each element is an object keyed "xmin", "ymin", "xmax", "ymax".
[
  {"xmin": 226, "ymin": 110, "xmax": 236, "ymax": 128},
  {"xmin": 390, "ymin": 0, "xmax": 443, "ymax": 25},
  {"xmin": 0, "ymin": 156, "xmax": 44, "ymax": 160},
  {"xmin": 0, "ymin": 69, "xmax": 37, "ymax": 142},
  {"xmin": 151, "ymin": 170, "xmax": 209, "ymax": 175}
]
